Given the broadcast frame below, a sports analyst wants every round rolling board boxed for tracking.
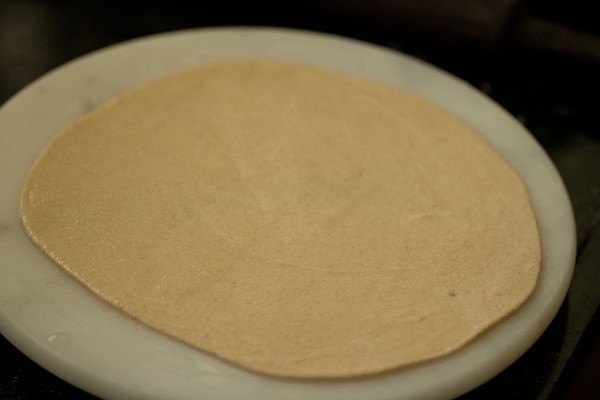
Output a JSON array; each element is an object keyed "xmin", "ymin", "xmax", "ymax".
[{"xmin": 0, "ymin": 27, "xmax": 576, "ymax": 399}]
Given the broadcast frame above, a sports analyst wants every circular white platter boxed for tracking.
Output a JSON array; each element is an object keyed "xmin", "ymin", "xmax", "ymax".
[{"xmin": 0, "ymin": 27, "xmax": 576, "ymax": 399}]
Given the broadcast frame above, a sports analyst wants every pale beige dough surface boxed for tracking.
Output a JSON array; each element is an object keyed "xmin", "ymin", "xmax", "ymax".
[{"xmin": 20, "ymin": 61, "xmax": 541, "ymax": 378}]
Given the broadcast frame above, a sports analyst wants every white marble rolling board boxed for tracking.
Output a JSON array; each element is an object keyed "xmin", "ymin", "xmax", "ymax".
[{"xmin": 0, "ymin": 27, "xmax": 576, "ymax": 399}]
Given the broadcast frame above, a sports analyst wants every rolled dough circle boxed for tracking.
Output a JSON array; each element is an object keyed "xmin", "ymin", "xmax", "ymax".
[{"xmin": 20, "ymin": 60, "xmax": 541, "ymax": 378}]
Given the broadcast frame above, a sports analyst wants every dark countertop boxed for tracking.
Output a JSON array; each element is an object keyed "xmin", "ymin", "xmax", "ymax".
[{"xmin": 1, "ymin": 1, "xmax": 599, "ymax": 398}]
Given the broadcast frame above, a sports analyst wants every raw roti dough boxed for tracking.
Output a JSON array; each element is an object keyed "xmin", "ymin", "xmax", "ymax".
[{"xmin": 20, "ymin": 61, "xmax": 541, "ymax": 378}]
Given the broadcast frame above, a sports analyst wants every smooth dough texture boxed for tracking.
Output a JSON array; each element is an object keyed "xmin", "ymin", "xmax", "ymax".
[{"xmin": 20, "ymin": 61, "xmax": 541, "ymax": 378}]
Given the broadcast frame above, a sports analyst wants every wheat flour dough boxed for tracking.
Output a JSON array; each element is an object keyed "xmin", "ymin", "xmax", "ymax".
[{"xmin": 20, "ymin": 61, "xmax": 541, "ymax": 378}]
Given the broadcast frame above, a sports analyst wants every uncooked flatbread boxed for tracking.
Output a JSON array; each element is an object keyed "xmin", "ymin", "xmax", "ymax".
[{"xmin": 20, "ymin": 61, "xmax": 541, "ymax": 378}]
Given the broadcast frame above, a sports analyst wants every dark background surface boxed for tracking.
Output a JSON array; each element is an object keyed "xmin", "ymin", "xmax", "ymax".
[{"xmin": 1, "ymin": 0, "xmax": 599, "ymax": 398}]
